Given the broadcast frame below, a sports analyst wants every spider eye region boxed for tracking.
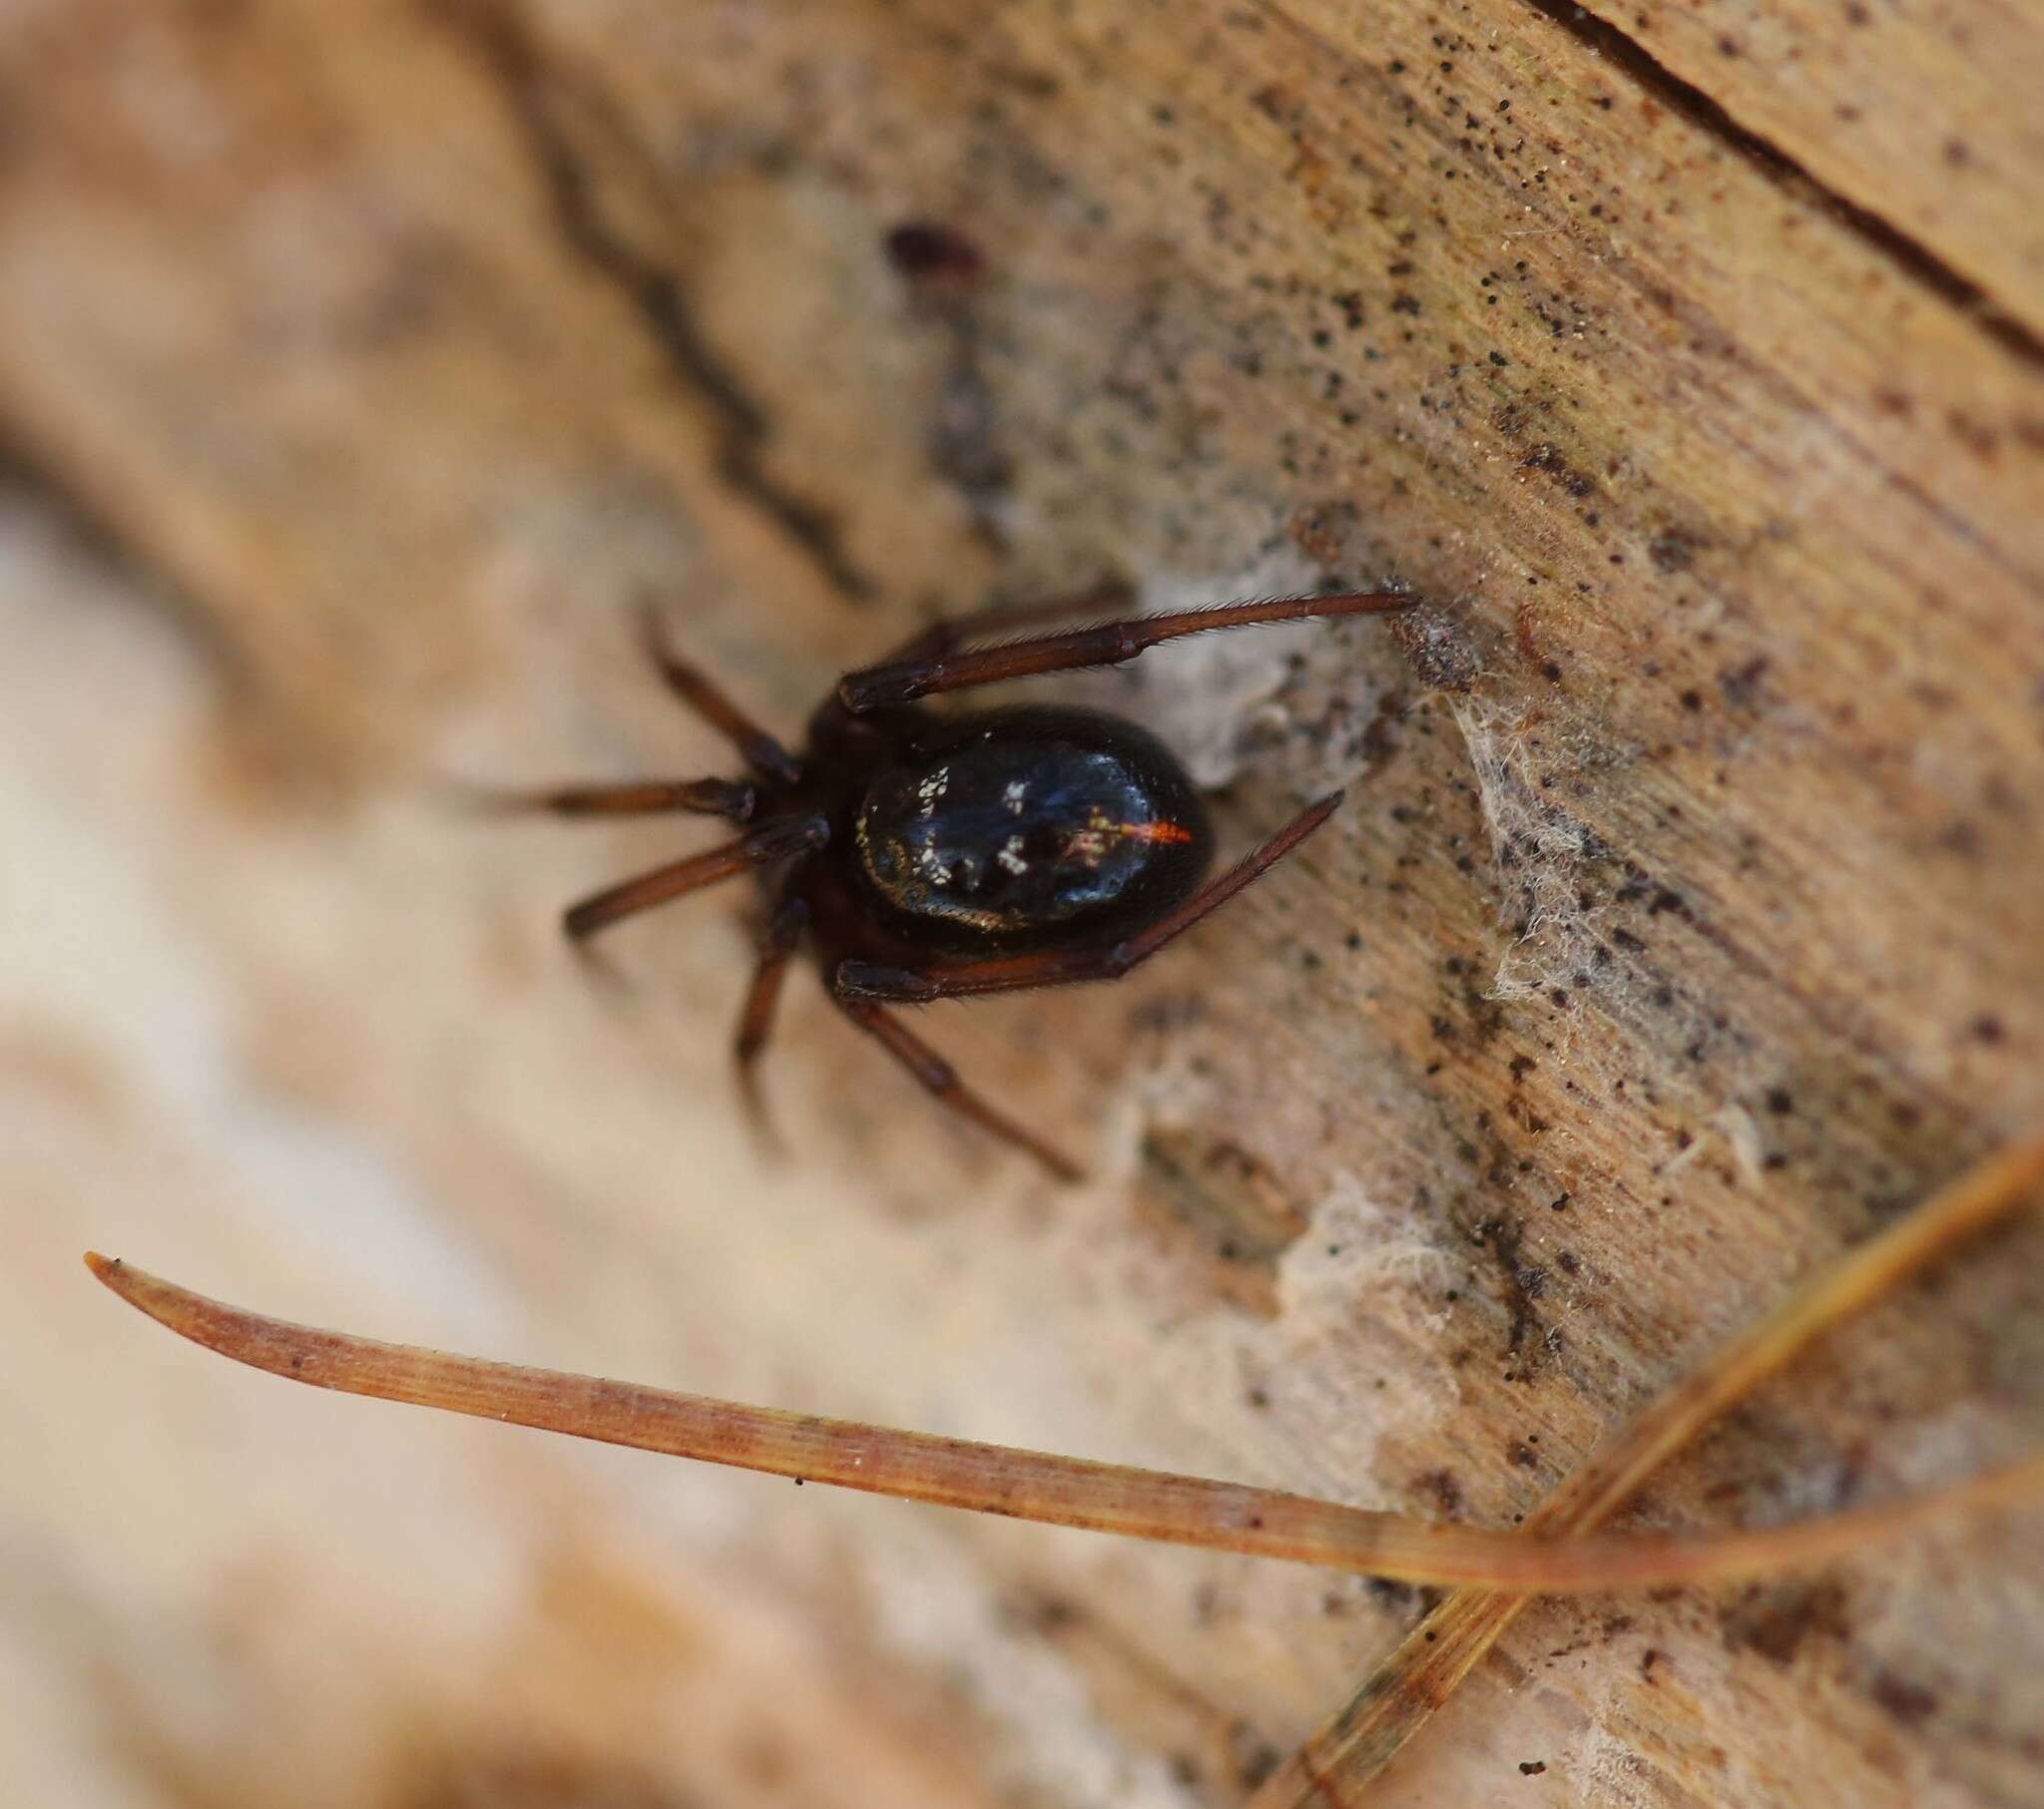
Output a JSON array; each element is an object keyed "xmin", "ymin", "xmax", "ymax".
[{"xmin": 850, "ymin": 710, "xmax": 1212, "ymax": 951}]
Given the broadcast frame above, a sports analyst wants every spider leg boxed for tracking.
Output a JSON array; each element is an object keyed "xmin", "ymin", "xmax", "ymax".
[
  {"xmin": 733, "ymin": 893, "xmax": 810, "ymax": 1133},
  {"xmin": 563, "ymin": 813, "xmax": 827, "ymax": 943},
  {"xmin": 869, "ymin": 579, "xmax": 1136, "ymax": 669},
  {"xmin": 456, "ymin": 776, "xmax": 756, "ymax": 820},
  {"xmin": 836, "ymin": 791, "xmax": 1343, "ymax": 1002},
  {"xmin": 639, "ymin": 600, "xmax": 802, "ymax": 786},
  {"xmin": 831, "ymin": 991, "xmax": 1085, "ymax": 1182},
  {"xmin": 805, "ymin": 584, "xmax": 1138, "ymax": 745},
  {"xmin": 838, "ymin": 589, "xmax": 1411, "ymax": 711}
]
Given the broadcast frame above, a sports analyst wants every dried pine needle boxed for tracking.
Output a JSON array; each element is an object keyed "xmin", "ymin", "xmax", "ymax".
[
  {"xmin": 1250, "ymin": 1131, "xmax": 2044, "ymax": 1807},
  {"xmin": 87, "ymin": 1197, "xmax": 2042, "ymax": 1596}
]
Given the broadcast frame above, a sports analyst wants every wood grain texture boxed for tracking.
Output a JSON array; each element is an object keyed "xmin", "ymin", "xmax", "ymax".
[
  {"xmin": 1, "ymin": 1, "xmax": 2039, "ymax": 1807},
  {"xmin": 1621, "ymin": 0, "xmax": 2044, "ymax": 328}
]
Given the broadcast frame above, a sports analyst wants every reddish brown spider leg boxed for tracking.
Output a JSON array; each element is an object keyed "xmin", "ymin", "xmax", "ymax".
[
  {"xmin": 837, "ymin": 791, "xmax": 1344, "ymax": 1003},
  {"xmin": 833, "ymin": 994, "xmax": 1085, "ymax": 1182},
  {"xmin": 563, "ymin": 814, "xmax": 827, "ymax": 943},
  {"xmin": 838, "ymin": 590, "xmax": 1412, "ymax": 711},
  {"xmin": 733, "ymin": 894, "xmax": 810, "ymax": 1129},
  {"xmin": 639, "ymin": 600, "xmax": 802, "ymax": 786},
  {"xmin": 869, "ymin": 579, "xmax": 1137, "ymax": 668},
  {"xmin": 459, "ymin": 776, "xmax": 756, "ymax": 820}
]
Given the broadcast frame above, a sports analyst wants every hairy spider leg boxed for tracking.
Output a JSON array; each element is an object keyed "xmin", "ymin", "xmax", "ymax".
[
  {"xmin": 460, "ymin": 775, "xmax": 757, "ymax": 821},
  {"xmin": 837, "ymin": 589, "xmax": 1412, "ymax": 711},
  {"xmin": 563, "ymin": 814, "xmax": 827, "ymax": 943},
  {"xmin": 834, "ymin": 995, "xmax": 1085, "ymax": 1182},
  {"xmin": 733, "ymin": 892, "xmax": 811, "ymax": 1131},
  {"xmin": 869, "ymin": 579, "xmax": 1138, "ymax": 668},
  {"xmin": 639, "ymin": 599, "xmax": 803, "ymax": 786},
  {"xmin": 834, "ymin": 790, "xmax": 1343, "ymax": 1003}
]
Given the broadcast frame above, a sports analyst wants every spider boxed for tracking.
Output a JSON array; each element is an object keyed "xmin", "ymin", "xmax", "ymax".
[{"xmin": 498, "ymin": 587, "xmax": 1413, "ymax": 1178}]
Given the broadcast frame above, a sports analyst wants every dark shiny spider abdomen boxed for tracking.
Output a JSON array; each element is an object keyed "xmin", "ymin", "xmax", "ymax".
[{"xmin": 848, "ymin": 707, "xmax": 1211, "ymax": 956}]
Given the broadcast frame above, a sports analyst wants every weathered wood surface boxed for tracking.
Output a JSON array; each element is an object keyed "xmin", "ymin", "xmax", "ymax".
[
  {"xmin": 2, "ymin": 2, "xmax": 2041, "ymax": 1806},
  {"xmin": 1620, "ymin": 0, "xmax": 2044, "ymax": 325}
]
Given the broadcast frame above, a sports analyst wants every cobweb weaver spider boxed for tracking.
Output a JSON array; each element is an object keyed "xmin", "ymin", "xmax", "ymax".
[{"xmin": 488, "ymin": 587, "xmax": 1413, "ymax": 1180}]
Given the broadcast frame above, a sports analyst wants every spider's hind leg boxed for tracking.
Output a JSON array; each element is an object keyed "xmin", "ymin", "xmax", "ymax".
[
  {"xmin": 839, "ymin": 588, "xmax": 1412, "ymax": 710},
  {"xmin": 868, "ymin": 579, "xmax": 1135, "ymax": 669},
  {"xmin": 831, "ymin": 990, "xmax": 1084, "ymax": 1183}
]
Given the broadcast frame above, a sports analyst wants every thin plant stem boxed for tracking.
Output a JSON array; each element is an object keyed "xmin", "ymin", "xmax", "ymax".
[
  {"xmin": 87, "ymin": 1174, "xmax": 2042, "ymax": 1595},
  {"xmin": 1249, "ymin": 1132, "xmax": 2044, "ymax": 1807}
]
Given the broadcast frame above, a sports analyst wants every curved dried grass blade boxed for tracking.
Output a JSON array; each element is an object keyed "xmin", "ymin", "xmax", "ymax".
[{"xmin": 86, "ymin": 1243, "xmax": 2041, "ymax": 1594}]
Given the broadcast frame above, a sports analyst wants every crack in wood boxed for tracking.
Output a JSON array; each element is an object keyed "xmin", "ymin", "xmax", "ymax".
[
  {"xmin": 1515, "ymin": 0, "xmax": 2044, "ymax": 369},
  {"xmin": 0, "ymin": 431, "xmax": 255, "ymax": 695},
  {"xmin": 435, "ymin": 0, "xmax": 877, "ymax": 604}
]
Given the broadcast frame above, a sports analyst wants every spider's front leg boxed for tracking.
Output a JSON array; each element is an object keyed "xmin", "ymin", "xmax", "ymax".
[
  {"xmin": 638, "ymin": 599, "xmax": 804, "ymax": 786},
  {"xmin": 563, "ymin": 813, "xmax": 827, "ymax": 943}
]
